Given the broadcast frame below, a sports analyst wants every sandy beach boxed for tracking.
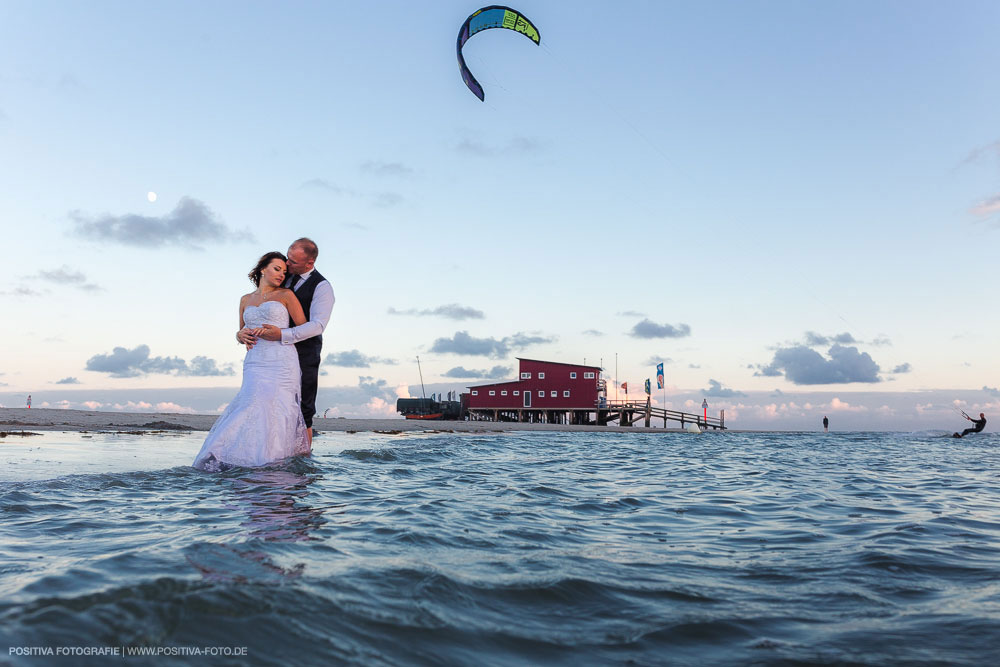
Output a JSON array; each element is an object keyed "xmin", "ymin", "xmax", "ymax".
[{"xmin": 0, "ymin": 408, "xmax": 701, "ymax": 434}]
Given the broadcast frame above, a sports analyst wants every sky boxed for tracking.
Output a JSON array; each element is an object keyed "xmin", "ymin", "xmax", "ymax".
[{"xmin": 1, "ymin": 1, "xmax": 998, "ymax": 430}]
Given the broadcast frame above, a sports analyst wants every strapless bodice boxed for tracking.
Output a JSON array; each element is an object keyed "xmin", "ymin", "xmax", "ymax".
[{"xmin": 244, "ymin": 300, "xmax": 290, "ymax": 329}]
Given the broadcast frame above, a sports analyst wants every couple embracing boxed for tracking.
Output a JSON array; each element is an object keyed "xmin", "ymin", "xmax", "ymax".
[{"xmin": 193, "ymin": 238, "xmax": 335, "ymax": 471}]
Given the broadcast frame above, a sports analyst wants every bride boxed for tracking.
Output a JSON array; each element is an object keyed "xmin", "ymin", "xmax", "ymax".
[{"xmin": 193, "ymin": 252, "xmax": 311, "ymax": 471}]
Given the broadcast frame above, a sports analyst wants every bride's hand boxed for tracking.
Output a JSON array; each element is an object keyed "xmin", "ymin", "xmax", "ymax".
[{"xmin": 236, "ymin": 328, "xmax": 257, "ymax": 349}]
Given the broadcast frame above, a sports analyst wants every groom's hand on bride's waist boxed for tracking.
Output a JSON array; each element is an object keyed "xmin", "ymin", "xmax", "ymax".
[{"xmin": 256, "ymin": 324, "xmax": 282, "ymax": 341}]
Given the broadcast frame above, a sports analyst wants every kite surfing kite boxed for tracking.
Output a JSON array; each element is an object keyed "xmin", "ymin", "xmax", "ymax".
[{"xmin": 456, "ymin": 6, "xmax": 540, "ymax": 101}]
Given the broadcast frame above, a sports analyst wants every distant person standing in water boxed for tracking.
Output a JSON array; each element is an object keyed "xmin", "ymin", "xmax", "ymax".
[
  {"xmin": 27, "ymin": 394, "xmax": 31, "ymax": 409},
  {"xmin": 955, "ymin": 412, "xmax": 987, "ymax": 438},
  {"xmin": 822, "ymin": 415, "xmax": 828, "ymax": 432}
]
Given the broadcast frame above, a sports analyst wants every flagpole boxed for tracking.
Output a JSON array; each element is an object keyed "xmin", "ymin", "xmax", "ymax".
[{"xmin": 615, "ymin": 352, "xmax": 618, "ymax": 403}]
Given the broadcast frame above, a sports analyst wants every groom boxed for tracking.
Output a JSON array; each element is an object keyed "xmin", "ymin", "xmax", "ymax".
[{"xmin": 237, "ymin": 237, "xmax": 335, "ymax": 445}]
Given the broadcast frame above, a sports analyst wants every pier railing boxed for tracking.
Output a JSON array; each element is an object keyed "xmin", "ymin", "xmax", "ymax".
[{"xmin": 598, "ymin": 399, "xmax": 726, "ymax": 430}]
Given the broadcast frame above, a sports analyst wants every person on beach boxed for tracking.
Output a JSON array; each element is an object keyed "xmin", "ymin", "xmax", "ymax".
[
  {"xmin": 823, "ymin": 416, "xmax": 828, "ymax": 432},
  {"xmin": 954, "ymin": 412, "xmax": 987, "ymax": 438},
  {"xmin": 236, "ymin": 238, "xmax": 334, "ymax": 446},
  {"xmin": 193, "ymin": 252, "xmax": 311, "ymax": 471},
  {"xmin": 27, "ymin": 395, "xmax": 31, "ymax": 409}
]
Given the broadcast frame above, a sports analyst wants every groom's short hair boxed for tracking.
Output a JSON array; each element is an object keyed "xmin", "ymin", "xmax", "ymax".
[{"xmin": 291, "ymin": 237, "xmax": 318, "ymax": 261}]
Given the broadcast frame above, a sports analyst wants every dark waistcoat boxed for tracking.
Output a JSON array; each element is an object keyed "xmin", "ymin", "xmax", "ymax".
[{"xmin": 289, "ymin": 269, "xmax": 325, "ymax": 357}]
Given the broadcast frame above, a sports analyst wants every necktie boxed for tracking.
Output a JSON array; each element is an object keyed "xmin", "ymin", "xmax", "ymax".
[{"xmin": 289, "ymin": 274, "xmax": 301, "ymax": 289}]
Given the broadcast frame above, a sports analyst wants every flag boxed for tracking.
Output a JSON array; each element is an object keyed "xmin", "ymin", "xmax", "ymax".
[
  {"xmin": 656, "ymin": 362, "xmax": 664, "ymax": 389},
  {"xmin": 621, "ymin": 382, "xmax": 627, "ymax": 393},
  {"xmin": 644, "ymin": 378, "xmax": 651, "ymax": 395}
]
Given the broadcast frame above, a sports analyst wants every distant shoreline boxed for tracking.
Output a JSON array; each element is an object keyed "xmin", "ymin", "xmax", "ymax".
[{"xmin": 0, "ymin": 408, "xmax": 713, "ymax": 434}]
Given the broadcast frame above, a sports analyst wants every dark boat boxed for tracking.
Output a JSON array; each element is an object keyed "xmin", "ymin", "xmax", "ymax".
[
  {"xmin": 396, "ymin": 397, "xmax": 465, "ymax": 420},
  {"xmin": 396, "ymin": 356, "xmax": 468, "ymax": 420}
]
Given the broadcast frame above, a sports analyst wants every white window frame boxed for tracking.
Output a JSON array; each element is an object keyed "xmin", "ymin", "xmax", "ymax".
[
  {"xmin": 471, "ymin": 390, "xmax": 478, "ymax": 396},
  {"xmin": 537, "ymin": 390, "xmax": 544, "ymax": 397},
  {"xmin": 501, "ymin": 390, "xmax": 507, "ymax": 396},
  {"xmin": 513, "ymin": 390, "xmax": 519, "ymax": 396},
  {"xmin": 563, "ymin": 390, "xmax": 570, "ymax": 397},
  {"xmin": 584, "ymin": 372, "xmax": 595, "ymax": 379},
  {"xmin": 520, "ymin": 372, "xmax": 531, "ymax": 379},
  {"xmin": 489, "ymin": 390, "xmax": 496, "ymax": 396},
  {"xmin": 570, "ymin": 372, "xmax": 577, "ymax": 379},
  {"xmin": 550, "ymin": 390, "xmax": 557, "ymax": 397},
  {"xmin": 538, "ymin": 372, "xmax": 545, "ymax": 379}
]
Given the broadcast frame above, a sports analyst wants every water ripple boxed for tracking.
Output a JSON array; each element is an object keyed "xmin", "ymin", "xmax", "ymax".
[{"xmin": 1, "ymin": 430, "xmax": 1000, "ymax": 663}]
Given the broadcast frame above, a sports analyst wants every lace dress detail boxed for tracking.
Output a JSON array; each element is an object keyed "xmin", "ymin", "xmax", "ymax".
[{"xmin": 193, "ymin": 301, "xmax": 309, "ymax": 470}]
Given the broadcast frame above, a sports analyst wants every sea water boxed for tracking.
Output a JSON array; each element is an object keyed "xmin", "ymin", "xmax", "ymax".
[{"xmin": 1, "ymin": 430, "xmax": 999, "ymax": 665}]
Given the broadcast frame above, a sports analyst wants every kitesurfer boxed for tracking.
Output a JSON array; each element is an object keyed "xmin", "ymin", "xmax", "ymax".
[{"xmin": 954, "ymin": 412, "xmax": 987, "ymax": 438}]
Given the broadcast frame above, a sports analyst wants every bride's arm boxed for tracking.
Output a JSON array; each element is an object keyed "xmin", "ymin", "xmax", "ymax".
[
  {"xmin": 236, "ymin": 294, "xmax": 259, "ymax": 348},
  {"xmin": 239, "ymin": 294, "xmax": 249, "ymax": 329},
  {"xmin": 281, "ymin": 290, "xmax": 307, "ymax": 326}
]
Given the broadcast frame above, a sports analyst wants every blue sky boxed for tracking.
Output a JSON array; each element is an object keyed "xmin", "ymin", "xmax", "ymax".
[{"xmin": 2, "ymin": 1, "xmax": 998, "ymax": 428}]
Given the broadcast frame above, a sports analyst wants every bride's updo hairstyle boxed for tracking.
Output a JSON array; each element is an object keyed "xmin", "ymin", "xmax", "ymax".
[{"xmin": 249, "ymin": 251, "xmax": 288, "ymax": 286}]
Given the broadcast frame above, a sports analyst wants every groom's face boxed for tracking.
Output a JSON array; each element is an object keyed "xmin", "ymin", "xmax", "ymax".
[{"xmin": 286, "ymin": 246, "xmax": 313, "ymax": 275}]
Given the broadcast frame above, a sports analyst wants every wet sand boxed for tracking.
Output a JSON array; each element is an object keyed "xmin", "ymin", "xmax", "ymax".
[{"xmin": 0, "ymin": 408, "xmax": 699, "ymax": 434}]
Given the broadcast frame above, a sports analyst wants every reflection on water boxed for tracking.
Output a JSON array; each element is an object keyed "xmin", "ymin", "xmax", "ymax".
[
  {"xmin": 228, "ymin": 467, "xmax": 327, "ymax": 543},
  {"xmin": 186, "ymin": 460, "xmax": 329, "ymax": 582}
]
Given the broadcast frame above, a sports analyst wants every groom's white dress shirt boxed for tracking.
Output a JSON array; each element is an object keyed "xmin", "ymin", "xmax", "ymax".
[{"xmin": 280, "ymin": 268, "xmax": 335, "ymax": 346}]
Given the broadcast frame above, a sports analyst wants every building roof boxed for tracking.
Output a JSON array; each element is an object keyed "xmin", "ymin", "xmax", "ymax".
[
  {"xmin": 467, "ymin": 358, "xmax": 603, "ymax": 389},
  {"xmin": 516, "ymin": 357, "xmax": 602, "ymax": 370}
]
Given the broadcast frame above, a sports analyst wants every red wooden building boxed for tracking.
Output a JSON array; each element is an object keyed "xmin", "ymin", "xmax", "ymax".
[{"xmin": 467, "ymin": 358, "xmax": 604, "ymax": 424}]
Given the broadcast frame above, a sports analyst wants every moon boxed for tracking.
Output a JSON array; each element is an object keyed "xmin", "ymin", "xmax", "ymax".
[{"xmin": 147, "ymin": 191, "xmax": 157, "ymax": 203}]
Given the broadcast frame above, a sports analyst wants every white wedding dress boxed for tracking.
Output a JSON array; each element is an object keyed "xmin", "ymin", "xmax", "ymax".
[{"xmin": 193, "ymin": 301, "xmax": 310, "ymax": 471}]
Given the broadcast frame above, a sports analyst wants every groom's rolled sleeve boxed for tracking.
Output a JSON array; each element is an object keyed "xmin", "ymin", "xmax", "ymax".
[{"xmin": 281, "ymin": 281, "xmax": 335, "ymax": 345}]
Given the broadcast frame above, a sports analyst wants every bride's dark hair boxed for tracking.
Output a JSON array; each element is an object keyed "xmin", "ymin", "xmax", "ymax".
[{"xmin": 249, "ymin": 251, "xmax": 287, "ymax": 287}]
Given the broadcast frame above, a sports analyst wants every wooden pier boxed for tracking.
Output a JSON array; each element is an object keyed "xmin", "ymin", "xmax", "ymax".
[
  {"xmin": 598, "ymin": 399, "xmax": 726, "ymax": 430},
  {"xmin": 465, "ymin": 398, "xmax": 726, "ymax": 430}
]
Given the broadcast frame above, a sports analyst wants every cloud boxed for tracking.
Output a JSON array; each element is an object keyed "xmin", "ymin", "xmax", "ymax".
[
  {"xmin": 582, "ymin": 329, "xmax": 604, "ymax": 337},
  {"xmin": 300, "ymin": 179, "xmax": 358, "ymax": 196},
  {"xmin": 324, "ymin": 350, "xmax": 397, "ymax": 368},
  {"xmin": 54, "ymin": 377, "xmax": 81, "ymax": 384},
  {"xmin": 357, "ymin": 376, "xmax": 396, "ymax": 402},
  {"xmin": 804, "ymin": 331, "xmax": 856, "ymax": 347},
  {"xmin": 70, "ymin": 197, "xmax": 253, "ymax": 249},
  {"xmin": 983, "ymin": 386, "xmax": 1000, "ymax": 398},
  {"xmin": 629, "ymin": 319, "xmax": 691, "ymax": 339},
  {"xmin": 361, "ymin": 161, "xmax": 414, "ymax": 178},
  {"xmin": 371, "ymin": 192, "xmax": 403, "ymax": 208},
  {"xmin": 870, "ymin": 335, "xmax": 892, "ymax": 347},
  {"xmin": 429, "ymin": 330, "xmax": 554, "ymax": 359},
  {"xmin": 180, "ymin": 356, "xmax": 237, "ymax": 377},
  {"xmin": 703, "ymin": 379, "xmax": 746, "ymax": 397},
  {"xmin": 971, "ymin": 195, "xmax": 1000, "ymax": 218},
  {"xmin": 441, "ymin": 365, "xmax": 511, "ymax": 379},
  {"xmin": 829, "ymin": 397, "xmax": 867, "ymax": 412},
  {"xmin": 388, "ymin": 304, "xmax": 484, "ymax": 320},
  {"xmin": 35, "ymin": 266, "xmax": 102, "ymax": 291},
  {"xmin": 961, "ymin": 140, "xmax": 1000, "ymax": 166},
  {"xmin": 891, "ymin": 363, "xmax": 912, "ymax": 374},
  {"xmin": 0, "ymin": 286, "xmax": 44, "ymax": 296},
  {"xmin": 756, "ymin": 344, "xmax": 881, "ymax": 385},
  {"xmin": 618, "ymin": 310, "xmax": 646, "ymax": 318},
  {"xmin": 455, "ymin": 136, "xmax": 541, "ymax": 157},
  {"xmin": 643, "ymin": 356, "xmax": 672, "ymax": 366},
  {"xmin": 85, "ymin": 345, "xmax": 234, "ymax": 378}
]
